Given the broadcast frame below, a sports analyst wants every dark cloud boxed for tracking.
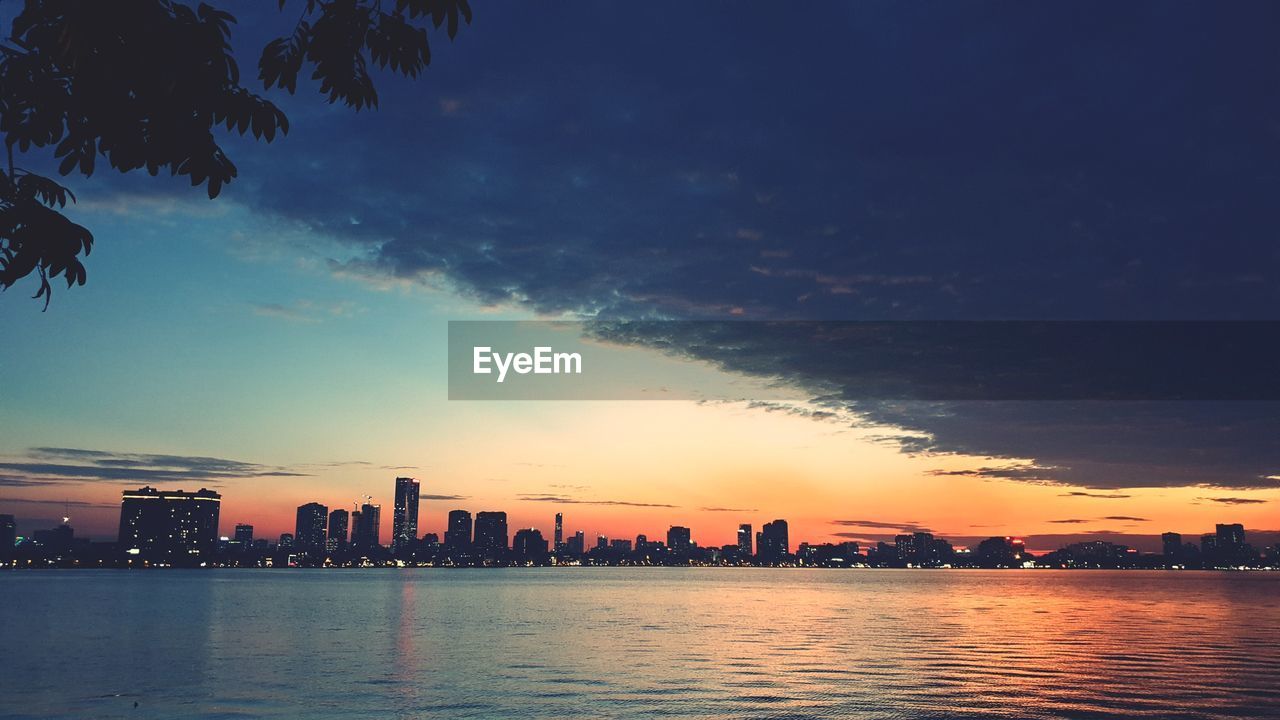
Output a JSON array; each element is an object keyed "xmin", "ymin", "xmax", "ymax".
[
  {"xmin": 1061, "ymin": 491, "xmax": 1132, "ymax": 499},
  {"xmin": 930, "ymin": 466, "xmax": 1060, "ymax": 482},
  {"xmin": 78, "ymin": 5, "xmax": 1275, "ymax": 494},
  {"xmin": 0, "ymin": 447, "xmax": 308, "ymax": 488},
  {"xmin": 1199, "ymin": 497, "xmax": 1269, "ymax": 505},
  {"xmin": 421, "ymin": 494, "xmax": 468, "ymax": 501},
  {"xmin": 517, "ymin": 494, "xmax": 676, "ymax": 508},
  {"xmin": 831, "ymin": 519, "xmax": 932, "ymax": 533},
  {"xmin": 0, "ymin": 476, "xmax": 50, "ymax": 488},
  {"xmin": 699, "ymin": 507, "xmax": 758, "ymax": 513},
  {"xmin": 1047, "ymin": 519, "xmax": 1090, "ymax": 524},
  {"xmin": 1103, "ymin": 516, "xmax": 1150, "ymax": 522},
  {"xmin": 227, "ymin": 3, "xmax": 1280, "ymax": 324},
  {"xmin": 0, "ymin": 497, "xmax": 116, "ymax": 509},
  {"xmin": 584, "ymin": 321, "xmax": 1280, "ymax": 490}
]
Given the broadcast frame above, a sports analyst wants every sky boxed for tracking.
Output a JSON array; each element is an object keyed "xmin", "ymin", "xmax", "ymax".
[{"xmin": 0, "ymin": 1, "xmax": 1277, "ymax": 553}]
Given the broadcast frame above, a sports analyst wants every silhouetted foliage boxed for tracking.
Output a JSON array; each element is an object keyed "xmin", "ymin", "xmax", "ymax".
[{"xmin": 0, "ymin": 0, "xmax": 471, "ymax": 308}]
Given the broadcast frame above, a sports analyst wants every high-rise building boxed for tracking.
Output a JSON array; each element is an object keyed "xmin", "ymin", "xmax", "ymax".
[
  {"xmin": 474, "ymin": 511, "xmax": 508, "ymax": 555},
  {"xmin": 1212, "ymin": 523, "xmax": 1248, "ymax": 566},
  {"xmin": 391, "ymin": 477, "xmax": 420, "ymax": 555},
  {"xmin": 912, "ymin": 531, "xmax": 935, "ymax": 564},
  {"xmin": 554, "ymin": 512, "xmax": 564, "ymax": 551},
  {"xmin": 635, "ymin": 533, "xmax": 648, "ymax": 551},
  {"xmin": 1216, "ymin": 523, "xmax": 1245, "ymax": 548},
  {"xmin": 327, "ymin": 509, "xmax": 349, "ymax": 552},
  {"xmin": 667, "ymin": 526, "xmax": 692, "ymax": 554},
  {"xmin": 1162, "ymin": 532, "xmax": 1182, "ymax": 557},
  {"xmin": 567, "ymin": 530, "xmax": 585, "ymax": 555},
  {"xmin": 1, "ymin": 514, "xmax": 16, "ymax": 562},
  {"xmin": 295, "ymin": 502, "xmax": 328, "ymax": 555},
  {"xmin": 352, "ymin": 503, "xmax": 381, "ymax": 550},
  {"xmin": 513, "ymin": 528, "xmax": 548, "ymax": 558},
  {"xmin": 596, "ymin": 534, "xmax": 609, "ymax": 550},
  {"xmin": 118, "ymin": 487, "xmax": 221, "ymax": 566},
  {"xmin": 279, "ymin": 532, "xmax": 294, "ymax": 549},
  {"xmin": 233, "ymin": 524, "xmax": 254, "ymax": 543},
  {"xmin": 610, "ymin": 538, "xmax": 632, "ymax": 552},
  {"xmin": 894, "ymin": 534, "xmax": 914, "ymax": 561},
  {"xmin": 737, "ymin": 523, "xmax": 752, "ymax": 556},
  {"xmin": 759, "ymin": 520, "xmax": 790, "ymax": 563},
  {"xmin": 445, "ymin": 509, "xmax": 473, "ymax": 548}
]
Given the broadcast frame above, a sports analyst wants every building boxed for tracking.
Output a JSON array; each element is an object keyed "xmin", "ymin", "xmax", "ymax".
[
  {"xmin": 737, "ymin": 523, "xmax": 752, "ymax": 557},
  {"xmin": 1216, "ymin": 523, "xmax": 1245, "ymax": 548},
  {"xmin": 445, "ymin": 509, "xmax": 472, "ymax": 548},
  {"xmin": 758, "ymin": 519, "xmax": 789, "ymax": 563},
  {"xmin": 118, "ymin": 487, "xmax": 221, "ymax": 566},
  {"xmin": 667, "ymin": 526, "xmax": 692, "ymax": 554},
  {"xmin": 513, "ymin": 528, "xmax": 548, "ymax": 558},
  {"xmin": 610, "ymin": 538, "xmax": 632, "ymax": 553},
  {"xmin": 391, "ymin": 477, "xmax": 420, "ymax": 556},
  {"xmin": 294, "ymin": 502, "xmax": 328, "ymax": 555},
  {"xmin": 233, "ymin": 524, "xmax": 254, "ymax": 543},
  {"xmin": 474, "ymin": 511, "xmax": 508, "ymax": 555},
  {"xmin": 2, "ymin": 513, "xmax": 17, "ymax": 562},
  {"xmin": 554, "ymin": 512, "xmax": 564, "ymax": 551},
  {"xmin": 1162, "ymin": 532, "xmax": 1182, "ymax": 558},
  {"xmin": 351, "ymin": 503, "xmax": 381, "ymax": 550},
  {"xmin": 327, "ymin": 509, "xmax": 349, "ymax": 552},
  {"xmin": 912, "ymin": 531, "xmax": 935, "ymax": 564},
  {"xmin": 567, "ymin": 530, "xmax": 585, "ymax": 555}
]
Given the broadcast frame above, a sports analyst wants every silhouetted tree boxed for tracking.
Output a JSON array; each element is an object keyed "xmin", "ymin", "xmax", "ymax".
[{"xmin": 0, "ymin": 0, "xmax": 470, "ymax": 308}]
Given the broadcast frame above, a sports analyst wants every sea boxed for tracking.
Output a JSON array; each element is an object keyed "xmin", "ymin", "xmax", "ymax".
[{"xmin": 2, "ymin": 568, "xmax": 1278, "ymax": 719}]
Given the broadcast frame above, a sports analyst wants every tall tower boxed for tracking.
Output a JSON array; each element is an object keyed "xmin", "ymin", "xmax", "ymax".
[
  {"xmin": 737, "ymin": 523, "xmax": 752, "ymax": 557},
  {"xmin": 474, "ymin": 511, "xmax": 508, "ymax": 557},
  {"xmin": 554, "ymin": 512, "xmax": 564, "ymax": 551},
  {"xmin": 392, "ymin": 477, "xmax": 421, "ymax": 556},
  {"xmin": 445, "ymin": 510, "xmax": 473, "ymax": 548},
  {"xmin": 327, "ymin": 509, "xmax": 349, "ymax": 552},
  {"xmin": 294, "ymin": 502, "xmax": 328, "ymax": 556},
  {"xmin": 352, "ymin": 503, "xmax": 381, "ymax": 549}
]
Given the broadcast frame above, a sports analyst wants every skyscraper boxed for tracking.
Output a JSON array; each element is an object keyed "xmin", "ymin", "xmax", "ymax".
[
  {"xmin": 234, "ymin": 524, "xmax": 254, "ymax": 543},
  {"xmin": 912, "ymin": 531, "xmax": 935, "ymax": 564},
  {"xmin": 759, "ymin": 519, "xmax": 790, "ymax": 563},
  {"xmin": 0, "ymin": 514, "xmax": 16, "ymax": 562},
  {"xmin": 513, "ymin": 528, "xmax": 548, "ymax": 558},
  {"xmin": 737, "ymin": 523, "xmax": 752, "ymax": 556},
  {"xmin": 117, "ymin": 487, "xmax": 221, "ymax": 566},
  {"xmin": 474, "ymin": 511, "xmax": 508, "ymax": 556},
  {"xmin": 294, "ymin": 502, "xmax": 328, "ymax": 555},
  {"xmin": 327, "ymin": 509, "xmax": 349, "ymax": 552},
  {"xmin": 391, "ymin": 477, "xmax": 420, "ymax": 556},
  {"xmin": 351, "ymin": 503, "xmax": 381, "ymax": 550},
  {"xmin": 567, "ymin": 530, "xmax": 585, "ymax": 555},
  {"xmin": 554, "ymin": 512, "xmax": 564, "ymax": 551},
  {"xmin": 445, "ymin": 509, "xmax": 472, "ymax": 548},
  {"xmin": 1162, "ymin": 532, "xmax": 1182, "ymax": 558},
  {"xmin": 1216, "ymin": 523, "xmax": 1245, "ymax": 548},
  {"xmin": 667, "ymin": 526, "xmax": 691, "ymax": 554}
]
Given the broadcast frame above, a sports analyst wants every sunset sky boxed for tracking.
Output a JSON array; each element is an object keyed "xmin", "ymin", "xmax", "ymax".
[{"xmin": 0, "ymin": 1, "xmax": 1277, "ymax": 553}]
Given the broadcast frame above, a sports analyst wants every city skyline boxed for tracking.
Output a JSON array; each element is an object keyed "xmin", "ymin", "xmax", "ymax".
[
  {"xmin": 1, "ymin": 2, "xmax": 1277, "ymax": 571},
  {"xmin": 4, "ymin": 475, "xmax": 1279, "ymax": 562}
]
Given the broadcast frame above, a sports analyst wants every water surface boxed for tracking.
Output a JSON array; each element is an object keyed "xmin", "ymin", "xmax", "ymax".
[{"xmin": 2, "ymin": 569, "xmax": 1278, "ymax": 719}]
